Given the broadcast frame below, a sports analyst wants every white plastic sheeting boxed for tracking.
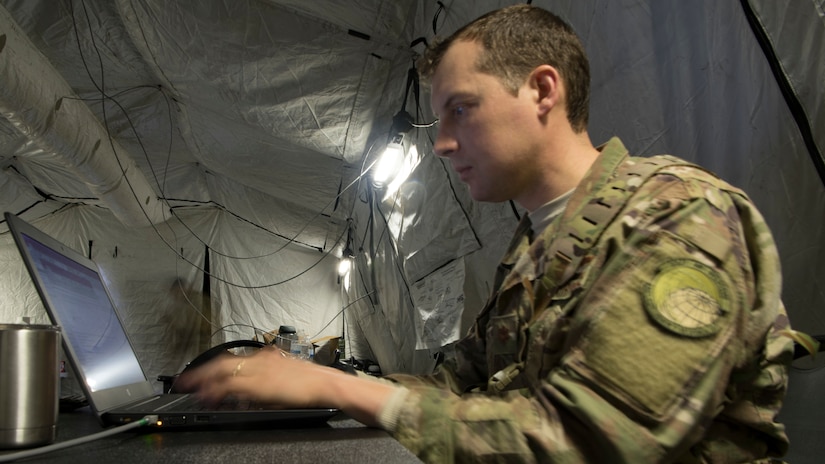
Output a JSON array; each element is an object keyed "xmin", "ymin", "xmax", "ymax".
[
  {"xmin": 0, "ymin": 5, "xmax": 169, "ymax": 227},
  {"xmin": 0, "ymin": 1, "xmax": 823, "ymax": 381}
]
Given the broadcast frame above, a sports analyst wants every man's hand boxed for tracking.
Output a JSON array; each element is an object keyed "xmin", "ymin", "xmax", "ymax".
[{"xmin": 174, "ymin": 345, "xmax": 398, "ymax": 427}]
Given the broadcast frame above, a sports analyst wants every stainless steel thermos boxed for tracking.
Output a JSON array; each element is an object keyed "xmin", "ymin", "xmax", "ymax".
[{"xmin": 0, "ymin": 324, "xmax": 61, "ymax": 449}]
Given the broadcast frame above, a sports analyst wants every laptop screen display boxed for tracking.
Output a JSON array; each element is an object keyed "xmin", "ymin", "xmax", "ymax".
[{"xmin": 21, "ymin": 232, "xmax": 146, "ymax": 392}]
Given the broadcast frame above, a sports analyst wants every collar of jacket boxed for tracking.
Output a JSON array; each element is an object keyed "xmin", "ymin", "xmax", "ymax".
[{"xmin": 497, "ymin": 137, "xmax": 630, "ymax": 293}]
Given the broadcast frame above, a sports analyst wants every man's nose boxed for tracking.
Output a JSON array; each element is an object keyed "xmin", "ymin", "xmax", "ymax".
[{"xmin": 433, "ymin": 126, "xmax": 457, "ymax": 158}]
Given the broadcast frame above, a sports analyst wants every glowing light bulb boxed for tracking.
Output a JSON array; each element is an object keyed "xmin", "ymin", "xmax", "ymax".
[
  {"xmin": 338, "ymin": 258, "xmax": 352, "ymax": 276},
  {"xmin": 373, "ymin": 142, "xmax": 405, "ymax": 187}
]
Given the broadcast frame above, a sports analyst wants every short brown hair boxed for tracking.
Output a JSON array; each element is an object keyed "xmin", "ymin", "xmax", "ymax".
[{"xmin": 418, "ymin": 5, "xmax": 590, "ymax": 132}]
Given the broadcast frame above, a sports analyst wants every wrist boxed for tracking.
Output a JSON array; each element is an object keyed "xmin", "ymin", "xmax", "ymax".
[{"xmin": 324, "ymin": 368, "xmax": 399, "ymax": 427}]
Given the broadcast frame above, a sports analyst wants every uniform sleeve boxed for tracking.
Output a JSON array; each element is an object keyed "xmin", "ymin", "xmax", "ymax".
[{"xmin": 382, "ymin": 171, "xmax": 792, "ymax": 463}]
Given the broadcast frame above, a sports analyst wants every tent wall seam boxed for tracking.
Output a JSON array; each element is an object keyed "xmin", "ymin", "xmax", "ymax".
[{"xmin": 740, "ymin": 0, "xmax": 825, "ymax": 187}]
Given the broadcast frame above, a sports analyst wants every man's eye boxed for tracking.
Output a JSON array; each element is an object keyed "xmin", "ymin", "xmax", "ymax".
[{"xmin": 453, "ymin": 106, "xmax": 465, "ymax": 117}]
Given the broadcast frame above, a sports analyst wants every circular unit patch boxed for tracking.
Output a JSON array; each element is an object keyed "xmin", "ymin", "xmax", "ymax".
[{"xmin": 644, "ymin": 259, "xmax": 729, "ymax": 338}]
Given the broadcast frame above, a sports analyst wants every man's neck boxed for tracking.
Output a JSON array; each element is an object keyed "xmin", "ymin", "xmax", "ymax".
[{"xmin": 520, "ymin": 131, "xmax": 600, "ymax": 212}]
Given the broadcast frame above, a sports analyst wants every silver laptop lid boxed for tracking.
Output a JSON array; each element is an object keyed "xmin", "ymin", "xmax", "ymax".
[{"xmin": 6, "ymin": 212, "xmax": 156, "ymax": 414}]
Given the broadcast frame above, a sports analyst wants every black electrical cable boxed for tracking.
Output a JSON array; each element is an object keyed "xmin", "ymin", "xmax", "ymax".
[
  {"xmin": 310, "ymin": 291, "xmax": 375, "ymax": 340},
  {"xmin": 509, "ymin": 200, "xmax": 522, "ymax": 221},
  {"xmin": 739, "ymin": 0, "xmax": 825, "ymax": 186},
  {"xmin": 433, "ymin": 2, "xmax": 445, "ymax": 35},
  {"xmin": 209, "ymin": 323, "xmax": 267, "ymax": 342}
]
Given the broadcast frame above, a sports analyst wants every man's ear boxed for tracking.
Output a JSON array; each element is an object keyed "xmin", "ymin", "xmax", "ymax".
[{"xmin": 531, "ymin": 65, "xmax": 561, "ymax": 117}]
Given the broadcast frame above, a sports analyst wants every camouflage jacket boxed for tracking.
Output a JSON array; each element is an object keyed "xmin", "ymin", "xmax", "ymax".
[{"xmin": 386, "ymin": 137, "xmax": 793, "ymax": 463}]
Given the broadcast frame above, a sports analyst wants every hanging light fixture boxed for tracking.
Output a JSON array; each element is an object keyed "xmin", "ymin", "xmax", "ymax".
[
  {"xmin": 337, "ymin": 256, "xmax": 352, "ymax": 276},
  {"xmin": 370, "ymin": 63, "xmax": 432, "ymax": 193},
  {"xmin": 372, "ymin": 109, "xmax": 414, "ymax": 188},
  {"xmin": 338, "ymin": 218, "xmax": 355, "ymax": 278},
  {"xmin": 372, "ymin": 134, "xmax": 405, "ymax": 187}
]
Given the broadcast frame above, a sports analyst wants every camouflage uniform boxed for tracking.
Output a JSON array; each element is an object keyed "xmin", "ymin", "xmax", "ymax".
[{"xmin": 385, "ymin": 137, "xmax": 793, "ymax": 463}]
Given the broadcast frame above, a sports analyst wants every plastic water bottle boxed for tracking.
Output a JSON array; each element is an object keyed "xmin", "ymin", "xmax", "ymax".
[{"xmin": 290, "ymin": 332, "xmax": 312, "ymax": 360}]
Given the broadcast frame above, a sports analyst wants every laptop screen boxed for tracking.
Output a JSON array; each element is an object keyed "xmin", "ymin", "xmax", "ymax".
[{"xmin": 20, "ymin": 232, "xmax": 146, "ymax": 392}]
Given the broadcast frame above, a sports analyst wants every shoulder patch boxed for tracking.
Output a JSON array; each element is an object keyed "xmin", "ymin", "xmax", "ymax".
[{"xmin": 644, "ymin": 259, "xmax": 729, "ymax": 337}]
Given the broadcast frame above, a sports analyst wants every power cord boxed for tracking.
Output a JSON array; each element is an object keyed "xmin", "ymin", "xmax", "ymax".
[{"xmin": 0, "ymin": 415, "xmax": 158, "ymax": 463}]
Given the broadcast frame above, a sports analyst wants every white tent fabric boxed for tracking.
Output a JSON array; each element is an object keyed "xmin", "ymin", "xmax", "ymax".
[{"xmin": 1, "ymin": 0, "xmax": 823, "ymax": 387}]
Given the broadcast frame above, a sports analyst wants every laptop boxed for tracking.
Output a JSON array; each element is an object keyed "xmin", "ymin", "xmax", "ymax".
[{"xmin": 4, "ymin": 212, "xmax": 337, "ymax": 429}]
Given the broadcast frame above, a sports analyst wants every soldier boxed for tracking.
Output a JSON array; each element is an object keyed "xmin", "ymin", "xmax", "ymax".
[{"xmin": 178, "ymin": 5, "xmax": 796, "ymax": 462}]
